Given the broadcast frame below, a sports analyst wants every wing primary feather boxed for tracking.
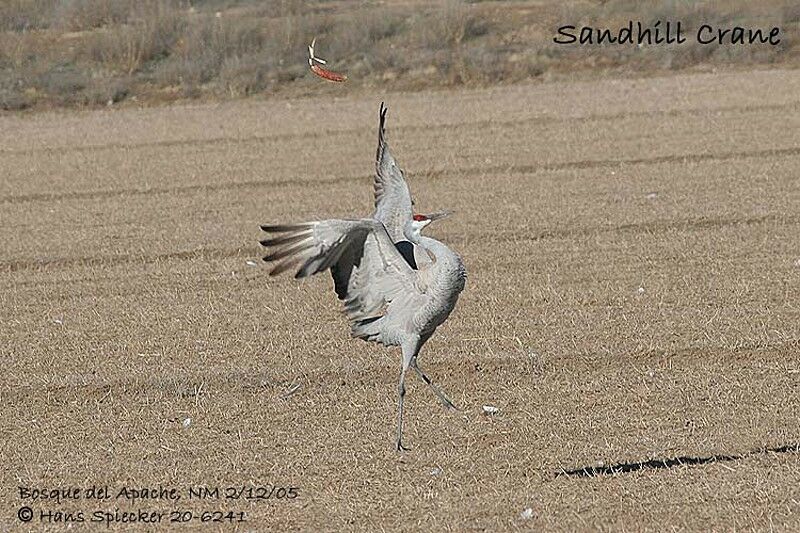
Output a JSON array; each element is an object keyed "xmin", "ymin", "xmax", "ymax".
[
  {"xmin": 295, "ymin": 252, "xmax": 328, "ymax": 278},
  {"xmin": 316, "ymin": 242, "xmax": 349, "ymax": 272},
  {"xmin": 376, "ymin": 102, "xmax": 388, "ymax": 170},
  {"xmin": 372, "ymin": 102, "xmax": 414, "ymax": 242},
  {"xmin": 269, "ymin": 256, "xmax": 303, "ymax": 276},
  {"xmin": 295, "ymin": 238, "xmax": 350, "ymax": 279},
  {"xmin": 261, "ymin": 223, "xmax": 313, "ymax": 233},
  {"xmin": 262, "ymin": 238, "xmax": 314, "ymax": 262},
  {"xmin": 260, "ymin": 231, "xmax": 312, "ymax": 247}
]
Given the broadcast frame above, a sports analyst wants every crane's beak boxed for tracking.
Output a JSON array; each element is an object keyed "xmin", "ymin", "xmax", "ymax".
[{"xmin": 426, "ymin": 210, "xmax": 452, "ymax": 222}]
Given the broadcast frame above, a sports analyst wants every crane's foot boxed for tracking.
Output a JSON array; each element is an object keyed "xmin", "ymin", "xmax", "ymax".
[
  {"xmin": 395, "ymin": 439, "xmax": 411, "ymax": 452},
  {"xmin": 441, "ymin": 397, "xmax": 459, "ymax": 411}
]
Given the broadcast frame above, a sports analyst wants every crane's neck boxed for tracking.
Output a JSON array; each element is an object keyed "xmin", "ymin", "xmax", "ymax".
[
  {"xmin": 416, "ymin": 235, "xmax": 467, "ymax": 296},
  {"xmin": 404, "ymin": 221, "xmax": 422, "ymax": 244},
  {"xmin": 417, "ymin": 236, "xmax": 457, "ymax": 263}
]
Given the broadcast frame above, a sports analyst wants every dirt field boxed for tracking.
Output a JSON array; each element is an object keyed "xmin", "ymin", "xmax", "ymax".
[{"xmin": 2, "ymin": 68, "xmax": 799, "ymax": 531}]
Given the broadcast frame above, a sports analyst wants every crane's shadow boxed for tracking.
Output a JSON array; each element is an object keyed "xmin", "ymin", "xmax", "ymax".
[{"xmin": 556, "ymin": 443, "xmax": 800, "ymax": 478}]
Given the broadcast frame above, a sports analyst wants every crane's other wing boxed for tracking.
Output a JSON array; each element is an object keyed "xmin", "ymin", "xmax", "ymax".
[
  {"xmin": 373, "ymin": 103, "xmax": 413, "ymax": 242},
  {"xmin": 260, "ymin": 219, "xmax": 426, "ymax": 343}
]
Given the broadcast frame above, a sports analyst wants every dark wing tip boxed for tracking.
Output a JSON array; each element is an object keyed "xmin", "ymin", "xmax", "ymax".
[
  {"xmin": 260, "ymin": 223, "xmax": 313, "ymax": 232},
  {"xmin": 261, "ymin": 224, "xmax": 292, "ymax": 232},
  {"xmin": 377, "ymin": 102, "xmax": 388, "ymax": 164},
  {"xmin": 379, "ymin": 103, "xmax": 387, "ymax": 134}
]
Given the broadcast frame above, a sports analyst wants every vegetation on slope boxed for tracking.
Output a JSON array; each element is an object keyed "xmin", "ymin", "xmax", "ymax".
[{"xmin": 1, "ymin": 0, "xmax": 798, "ymax": 110}]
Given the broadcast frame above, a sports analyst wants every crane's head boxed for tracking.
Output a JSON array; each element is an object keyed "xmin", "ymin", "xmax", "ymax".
[{"xmin": 409, "ymin": 211, "xmax": 450, "ymax": 241}]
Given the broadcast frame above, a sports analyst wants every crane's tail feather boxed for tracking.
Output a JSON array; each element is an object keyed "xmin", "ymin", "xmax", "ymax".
[{"xmin": 351, "ymin": 316, "xmax": 386, "ymax": 343}]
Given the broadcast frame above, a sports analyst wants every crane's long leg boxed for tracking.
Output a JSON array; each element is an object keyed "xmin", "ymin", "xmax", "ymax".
[
  {"xmin": 411, "ymin": 357, "xmax": 458, "ymax": 410},
  {"xmin": 396, "ymin": 360, "xmax": 410, "ymax": 452},
  {"xmin": 396, "ymin": 341, "xmax": 418, "ymax": 452}
]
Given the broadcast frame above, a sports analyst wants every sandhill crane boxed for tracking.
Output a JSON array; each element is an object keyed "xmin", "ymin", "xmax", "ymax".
[{"xmin": 260, "ymin": 103, "xmax": 466, "ymax": 451}]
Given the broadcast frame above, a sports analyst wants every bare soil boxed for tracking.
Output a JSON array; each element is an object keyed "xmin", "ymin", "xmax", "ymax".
[{"xmin": 1, "ymin": 68, "xmax": 799, "ymax": 531}]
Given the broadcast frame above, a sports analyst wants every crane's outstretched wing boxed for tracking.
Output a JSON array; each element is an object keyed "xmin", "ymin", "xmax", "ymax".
[
  {"xmin": 260, "ymin": 218, "xmax": 426, "ymax": 345},
  {"xmin": 373, "ymin": 103, "xmax": 413, "ymax": 243}
]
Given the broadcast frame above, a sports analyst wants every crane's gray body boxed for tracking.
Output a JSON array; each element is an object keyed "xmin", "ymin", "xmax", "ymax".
[{"xmin": 260, "ymin": 103, "xmax": 466, "ymax": 450}]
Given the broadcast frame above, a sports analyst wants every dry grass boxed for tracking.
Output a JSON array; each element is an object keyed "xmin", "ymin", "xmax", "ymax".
[
  {"xmin": 1, "ymin": 68, "xmax": 799, "ymax": 530},
  {"xmin": 1, "ymin": 0, "xmax": 799, "ymax": 110}
]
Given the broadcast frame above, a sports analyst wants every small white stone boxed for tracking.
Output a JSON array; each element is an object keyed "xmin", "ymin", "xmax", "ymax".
[
  {"xmin": 637, "ymin": 287, "xmax": 645, "ymax": 294},
  {"xmin": 283, "ymin": 383, "xmax": 301, "ymax": 398},
  {"xmin": 520, "ymin": 507, "xmax": 534, "ymax": 520},
  {"xmin": 646, "ymin": 192, "xmax": 658, "ymax": 199},
  {"xmin": 482, "ymin": 405, "xmax": 499, "ymax": 415},
  {"xmin": 182, "ymin": 417, "xmax": 192, "ymax": 428},
  {"xmin": 429, "ymin": 467, "xmax": 442, "ymax": 476},
  {"xmin": 246, "ymin": 260, "xmax": 258, "ymax": 266}
]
